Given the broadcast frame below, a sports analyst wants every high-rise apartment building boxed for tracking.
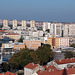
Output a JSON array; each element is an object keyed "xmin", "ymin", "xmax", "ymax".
[
  {"xmin": 21, "ymin": 20, "xmax": 26, "ymax": 29},
  {"xmin": 43, "ymin": 22, "xmax": 48, "ymax": 31},
  {"xmin": 3, "ymin": 19, "xmax": 8, "ymax": 27},
  {"xmin": 50, "ymin": 23, "xmax": 62, "ymax": 37},
  {"xmin": 30, "ymin": 20, "xmax": 35, "ymax": 28},
  {"xmin": 13, "ymin": 19, "xmax": 17, "ymax": 28}
]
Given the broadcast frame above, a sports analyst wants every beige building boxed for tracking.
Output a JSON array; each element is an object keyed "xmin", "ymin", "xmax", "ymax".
[
  {"xmin": 13, "ymin": 19, "xmax": 17, "ymax": 28},
  {"xmin": 5, "ymin": 33, "xmax": 20, "ymax": 40},
  {"xmin": 23, "ymin": 40, "xmax": 41, "ymax": 50},
  {"xmin": 21, "ymin": 20, "xmax": 26, "ymax": 29},
  {"xmin": 30, "ymin": 20, "xmax": 35, "ymax": 28},
  {"xmin": 14, "ymin": 43, "xmax": 25, "ymax": 50},
  {"xmin": 3, "ymin": 19, "xmax": 8, "ymax": 27}
]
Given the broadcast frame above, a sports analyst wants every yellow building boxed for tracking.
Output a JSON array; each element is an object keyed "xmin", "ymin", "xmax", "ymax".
[
  {"xmin": 45, "ymin": 37, "xmax": 59, "ymax": 49},
  {"xmin": 5, "ymin": 33, "xmax": 20, "ymax": 40}
]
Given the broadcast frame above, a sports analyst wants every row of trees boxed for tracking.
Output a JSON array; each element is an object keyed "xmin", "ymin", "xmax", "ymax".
[
  {"xmin": 1, "ymin": 46, "xmax": 53, "ymax": 72},
  {"xmin": 64, "ymin": 51, "xmax": 75, "ymax": 59},
  {"xmin": 70, "ymin": 43, "xmax": 75, "ymax": 48}
]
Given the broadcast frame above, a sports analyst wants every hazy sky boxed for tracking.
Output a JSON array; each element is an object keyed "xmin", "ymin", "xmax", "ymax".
[{"xmin": 0, "ymin": 0, "xmax": 75, "ymax": 22}]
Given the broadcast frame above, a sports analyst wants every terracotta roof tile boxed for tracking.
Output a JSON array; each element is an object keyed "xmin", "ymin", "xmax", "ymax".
[
  {"xmin": 55, "ymin": 58, "xmax": 75, "ymax": 64},
  {"xmin": 0, "ymin": 72, "xmax": 16, "ymax": 75},
  {"xmin": 37, "ymin": 68, "xmax": 75, "ymax": 75},
  {"xmin": 24, "ymin": 63, "xmax": 38, "ymax": 69},
  {"xmin": 6, "ymin": 33, "xmax": 20, "ymax": 35}
]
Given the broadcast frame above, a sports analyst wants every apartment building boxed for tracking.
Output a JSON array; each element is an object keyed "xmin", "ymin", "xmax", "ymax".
[
  {"xmin": 5, "ymin": 33, "xmax": 20, "ymax": 40},
  {"xmin": 2, "ymin": 19, "xmax": 10, "ymax": 29},
  {"xmin": 14, "ymin": 42, "xmax": 25, "ymax": 50},
  {"xmin": 23, "ymin": 40, "xmax": 41, "ymax": 50},
  {"xmin": 13, "ymin": 19, "xmax": 17, "ymax": 29},
  {"xmin": 45, "ymin": 37, "xmax": 59, "ymax": 48},
  {"xmin": 45, "ymin": 37, "xmax": 69, "ymax": 48},
  {"xmin": 21, "ymin": 20, "xmax": 26, "ymax": 29},
  {"xmin": 59, "ymin": 37, "xmax": 69, "ymax": 47},
  {"xmin": 30, "ymin": 20, "xmax": 35, "ymax": 28}
]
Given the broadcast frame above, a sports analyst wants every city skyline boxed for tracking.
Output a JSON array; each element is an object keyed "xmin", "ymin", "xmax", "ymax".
[{"xmin": 0, "ymin": 0, "xmax": 75, "ymax": 22}]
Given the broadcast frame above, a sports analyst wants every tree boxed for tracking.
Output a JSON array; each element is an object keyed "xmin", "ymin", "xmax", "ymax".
[
  {"xmin": 64, "ymin": 51, "xmax": 75, "ymax": 59},
  {"xmin": 70, "ymin": 43, "xmax": 75, "ymax": 48},
  {"xmin": 18, "ymin": 35, "xmax": 24, "ymax": 42},
  {"xmin": 8, "ymin": 48, "xmax": 33, "ymax": 69},
  {"xmin": 8, "ymin": 46, "xmax": 53, "ymax": 70},
  {"xmin": 30, "ymin": 51, "xmax": 39, "ymax": 64},
  {"xmin": 1, "ymin": 62, "xmax": 8, "ymax": 72},
  {"xmin": 61, "ymin": 30, "xmax": 63, "ymax": 37},
  {"xmin": 46, "ymin": 29, "xmax": 50, "ymax": 33},
  {"xmin": 8, "ymin": 25, "xmax": 13, "ymax": 29},
  {"xmin": 0, "ymin": 25, "xmax": 3, "ymax": 28},
  {"xmin": 44, "ymin": 44, "xmax": 51, "ymax": 48},
  {"xmin": 36, "ymin": 46, "xmax": 53, "ymax": 65}
]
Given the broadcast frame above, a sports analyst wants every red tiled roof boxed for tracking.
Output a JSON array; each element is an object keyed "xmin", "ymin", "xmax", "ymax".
[
  {"xmin": 37, "ymin": 68, "xmax": 75, "ymax": 75},
  {"xmin": 55, "ymin": 58, "xmax": 75, "ymax": 64},
  {"xmin": 6, "ymin": 33, "xmax": 20, "ymax": 35},
  {"xmin": 44, "ymin": 65, "xmax": 57, "ymax": 71},
  {"xmin": 0, "ymin": 30, "xmax": 5, "ymax": 32},
  {"xmin": 68, "ymin": 65, "xmax": 75, "ymax": 68},
  {"xmin": 24, "ymin": 63, "xmax": 38, "ymax": 69},
  {"xmin": 0, "ymin": 72, "xmax": 16, "ymax": 75}
]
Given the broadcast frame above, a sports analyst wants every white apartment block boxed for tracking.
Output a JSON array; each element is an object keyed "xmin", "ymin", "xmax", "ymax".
[
  {"xmin": 43, "ymin": 22, "xmax": 48, "ymax": 31},
  {"xmin": 50, "ymin": 23, "xmax": 62, "ymax": 37},
  {"xmin": 30, "ymin": 20, "xmax": 35, "ymax": 28},
  {"xmin": 69, "ymin": 24, "xmax": 75, "ymax": 36},
  {"xmin": 63, "ymin": 24, "xmax": 69, "ymax": 37},
  {"xmin": 13, "ymin": 19, "xmax": 17, "ymax": 28},
  {"xmin": 59, "ymin": 37, "xmax": 69, "ymax": 47},
  {"xmin": 3, "ymin": 19, "xmax": 8, "ymax": 27},
  {"xmin": 21, "ymin": 20, "xmax": 26, "ymax": 29}
]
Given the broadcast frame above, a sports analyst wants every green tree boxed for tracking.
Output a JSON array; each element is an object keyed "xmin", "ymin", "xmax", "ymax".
[
  {"xmin": 30, "ymin": 51, "xmax": 39, "ymax": 64},
  {"xmin": 64, "ymin": 51, "xmax": 75, "ymax": 59},
  {"xmin": 1, "ymin": 62, "xmax": 8, "ymax": 72},
  {"xmin": 8, "ymin": 25, "xmax": 13, "ymax": 29},
  {"xmin": 44, "ymin": 44, "xmax": 51, "ymax": 48},
  {"xmin": 36, "ymin": 46, "xmax": 53, "ymax": 65},
  {"xmin": 46, "ymin": 29, "xmax": 50, "ymax": 33},
  {"xmin": 8, "ymin": 48, "xmax": 33, "ymax": 69},
  {"xmin": 61, "ymin": 30, "xmax": 63, "ymax": 37},
  {"xmin": 0, "ymin": 25, "xmax": 3, "ymax": 28},
  {"xmin": 70, "ymin": 43, "xmax": 75, "ymax": 48},
  {"xmin": 18, "ymin": 35, "xmax": 24, "ymax": 42}
]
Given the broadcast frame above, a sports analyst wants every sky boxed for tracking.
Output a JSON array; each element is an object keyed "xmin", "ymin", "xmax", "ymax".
[{"xmin": 0, "ymin": 0, "xmax": 75, "ymax": 22}]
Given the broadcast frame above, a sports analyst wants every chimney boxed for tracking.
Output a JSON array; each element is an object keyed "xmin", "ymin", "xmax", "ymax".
[
  {"xmin": 49, "ymin": 68, "xmax": 51, "ymax": 72},
  {"xmin": 47, "ymin": 65, "xmax": 49, "ymax": 68},
  {"xmin": 59, "ymin": 60, "xmax": 61, "ymax": 62},
  {"xmin": 2, "ymin": 73, "xmax": 4, "ymax": 75},
  {"xmin": 32, "ymin": 62, "xmax": 34, "ymax": 66},
  {"xmin": 52, "ymin": 69, "xmax": 54, "ymax": 71}
]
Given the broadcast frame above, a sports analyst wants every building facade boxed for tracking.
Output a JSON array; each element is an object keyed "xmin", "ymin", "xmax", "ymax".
[{"xmin": 23, "ymin": 40, "xmax": 41, "ymax": 50}]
